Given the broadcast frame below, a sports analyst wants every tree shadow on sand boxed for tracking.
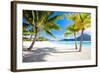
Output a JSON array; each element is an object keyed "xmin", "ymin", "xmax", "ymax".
[{"xmin": 23, "ymin": 47, "xmax": 57, "ymax": 62}]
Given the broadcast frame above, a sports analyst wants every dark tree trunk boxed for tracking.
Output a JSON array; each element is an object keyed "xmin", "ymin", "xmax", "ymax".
[
  {"xmin": 27, "ymin": 28, "xmax": 38, "ymax": 51},
  {"xmin": 79, "ymin": 29, "xmax": 84, "ymax": 52},
  {"xmin": 74, "ymin": 32, "xmax": 78, "ymax": 50}
]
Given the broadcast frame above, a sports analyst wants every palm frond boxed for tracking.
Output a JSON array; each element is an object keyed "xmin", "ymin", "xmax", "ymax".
[
  {"xmin": 23, "ymin": 10, "xmax": 33, "ymax": 24},
  {"xmin": 64, "ymin": 31, "xmax": 73, "ymax": 36},
  {"xmin": 47, "ymin": 14, "xmax": 64, "ymax": 22},
  {"xmin": 44, "ymin": 28, "xmax": 56, "ymax": 38},
  {"xmin": 45, "ymin": 22, "xmax": 60, "ymax": 30}
]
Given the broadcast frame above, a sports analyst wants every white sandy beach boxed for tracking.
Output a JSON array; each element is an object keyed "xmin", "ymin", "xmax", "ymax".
[{"xmin": 23, "ymin": 41, "xmax": 91, "ymax": 62}]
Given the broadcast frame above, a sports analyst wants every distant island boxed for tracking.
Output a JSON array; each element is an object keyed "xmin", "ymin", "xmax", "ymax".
[{"xmin": 60, "ymin": 34, "xmax": 91, "ymax": 41}]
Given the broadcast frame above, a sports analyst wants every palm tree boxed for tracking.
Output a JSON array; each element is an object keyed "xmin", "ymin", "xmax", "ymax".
[
  {"xmin": 66, "ymin": 13, "xmax": 91, "ymax": 51},
  {"xmin": 64, "ymin": 24, "xmax": 78, "ymax": 49},
  {"xmin": 23, "ymin": 22, "xmax": 35, "ymax": 41},
  {"xmin": 77, "ymin": 13, "xmax": 91, "ymax": 52},
  {"xmin": 23, "ymin": 10, "xmax": 64, "ymax": 50},
  {"xmin": 65, "ymin": 13, "xmax": 80, "ymax": 50}
]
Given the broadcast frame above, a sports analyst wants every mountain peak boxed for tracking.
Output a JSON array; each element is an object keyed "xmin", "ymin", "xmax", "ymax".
[{"xmin": 60, "ymin": 33, "xmax": 91, "ymax": 41}]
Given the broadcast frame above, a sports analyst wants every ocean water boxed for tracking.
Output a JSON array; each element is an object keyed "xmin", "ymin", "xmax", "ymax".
[{"xmin": 51, "ymin": 41, "xmax": 91, "ymax": 48}]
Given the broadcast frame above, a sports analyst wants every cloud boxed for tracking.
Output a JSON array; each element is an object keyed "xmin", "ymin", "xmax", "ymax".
[{"xmin": 83, "ymin": 28, "xmax": 91, "ymax": 35}]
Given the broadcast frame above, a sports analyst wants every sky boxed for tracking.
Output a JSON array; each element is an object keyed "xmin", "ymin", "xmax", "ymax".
[
  {"xmin": 23, "ymin": 11, "xmax": 91, "ymax": 40},
  {"xmin": 40, "ymin": 12, "xmax": 74, "ymax": 40}
]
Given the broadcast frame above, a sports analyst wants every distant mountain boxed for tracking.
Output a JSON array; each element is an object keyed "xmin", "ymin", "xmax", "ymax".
[
  {"xmin": 60, "ymin": 34, "xmax": 91, "ymax": 41},
  {"xmin": 77, "ymin": 34, "xmax": 91, "ymax": 41}
]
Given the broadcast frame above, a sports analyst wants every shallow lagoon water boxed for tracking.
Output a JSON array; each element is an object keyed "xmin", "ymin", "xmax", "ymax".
[{"xmin": 50, "ymin": 41, "xmax": 91, "ymax": 48}]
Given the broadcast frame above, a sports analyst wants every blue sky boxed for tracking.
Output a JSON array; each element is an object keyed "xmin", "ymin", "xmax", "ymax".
[
  {"xmin": 23, "ymin": 11, "xmax": 91, "ymax": 40},
  {"xmin": 40, "ymin": 12, "xmax": 74, "ymax": 40}
]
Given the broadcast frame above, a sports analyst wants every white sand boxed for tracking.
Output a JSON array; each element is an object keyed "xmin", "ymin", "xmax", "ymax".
[{"xmin": 23, "ymin": 41, "xmax": 91, "ymax": 62}]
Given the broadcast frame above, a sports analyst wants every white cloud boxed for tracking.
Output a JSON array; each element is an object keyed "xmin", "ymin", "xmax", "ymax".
[{"xmin": 83, "ymin": 28, "xmax": 91, "ymax": 35}]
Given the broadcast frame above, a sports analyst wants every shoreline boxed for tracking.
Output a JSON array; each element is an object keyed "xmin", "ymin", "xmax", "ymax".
[{"xmin": 23, "ymin": 41, "xmax": 91, "ymax": 62}]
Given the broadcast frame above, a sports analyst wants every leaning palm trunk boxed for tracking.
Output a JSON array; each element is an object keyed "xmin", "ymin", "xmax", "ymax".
[
  {"xmin": 74, "ymin": 32, "xmax": 78, "ymax": 50},
  {"xmin": 27, "ymin": 28, "xmax": 38, "ymax": 51},
  {"xmin": 79, "ymin": 29, "xmax": 84, "ymax": 52}
]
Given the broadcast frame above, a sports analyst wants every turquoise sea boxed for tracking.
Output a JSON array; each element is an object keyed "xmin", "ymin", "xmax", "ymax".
[{"xmin": 51, "ymin": 41, "xmax": 91, "ymax": 48}]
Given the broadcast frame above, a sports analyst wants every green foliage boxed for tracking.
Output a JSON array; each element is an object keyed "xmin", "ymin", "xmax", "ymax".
[
  {"xmin": 44, "ymin": 28, "xmax": 56, "ymax": 38},
  {"xmin": 66, "ymin": 13, "xmax": 91, "ymax": 31},
  {"xmin": 45, "ymin": 22, "xmax": 60, "ymax": 30},
  {"xmin": 23, "ymin": 37, "xmax": 33, "ymax": 41},
  {"xmin": 36, "ymin": 36, "xmax": 49, "ymax": 41},
  {"xmin": 47, "ymin": 14, "xmax": 64, "ymax": 22},
  {"xmin": 23, "ymin": 36, "xmax": 49, "ymax": 41},
  {"xmin": 23, "ymin": 10, "xmax": 64, "ymax": 39},
  {"xmin": 64, "ymin": 31, "xmax": 73, "ymax": 36},
  {"xmin": 64, "ymin": 24, "xmax": 77, "ymax": 36},
  {"xmin": 66, "ymin": 13, "xmax": 91, "ymax": 50}
]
